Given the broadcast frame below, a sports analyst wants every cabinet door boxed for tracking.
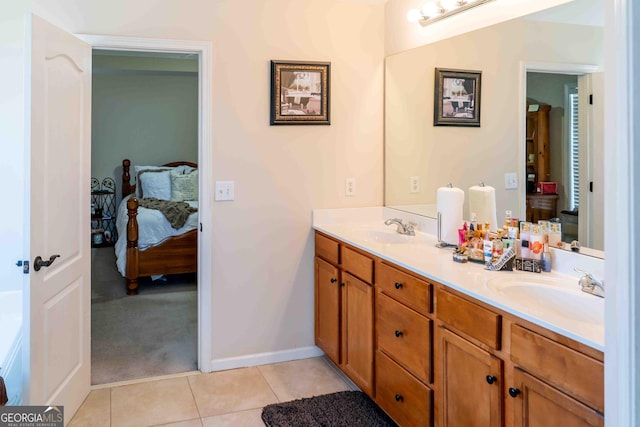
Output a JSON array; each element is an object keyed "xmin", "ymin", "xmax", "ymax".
[
  {"xmin": 315, "ymin": 257, "xmax": 340, "ymax": 365},
  {"xmin": 342, "ymin": 272, "xmax": 374, "ymax": 395},
  {"xmin": 511, "ymin": 369, "xmax": 604, "ymax": 427},
  {"xmin": 438, "ymin": 327, "xmax": 503, "ymax": 427}
]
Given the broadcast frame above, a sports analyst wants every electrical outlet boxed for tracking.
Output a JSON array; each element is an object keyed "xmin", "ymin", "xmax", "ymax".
[
  {"xmin": 345, "ymin": 178, "xmax": 356, "ymax": 196},
  {"xmin": 410, "ymin": 176, "xmax": 420, "ymax": 193},
  {"xmin": 215, "ymin": 181, "xmax": 235, "ymax": 201},
  {"xmin": 504, "ymin": 173, "xmax": 518, "ymax": 190}
]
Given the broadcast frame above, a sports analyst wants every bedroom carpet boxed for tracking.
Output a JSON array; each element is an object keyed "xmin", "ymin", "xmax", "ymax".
[
  {"xmin": 91, "ymin": 248, "xmax": 197, "ymax": 385},
  {"xmin": 261, "ymin": 391, "xmax": 398, "ymax": 427}
]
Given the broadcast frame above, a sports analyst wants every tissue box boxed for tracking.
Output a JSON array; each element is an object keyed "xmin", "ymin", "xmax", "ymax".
[{"xmin": 537, "ymin": 181, "xmax": 558, "ymax": 194}]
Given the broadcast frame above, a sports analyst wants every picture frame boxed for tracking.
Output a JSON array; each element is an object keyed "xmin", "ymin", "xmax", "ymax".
[
  {"xmin": 434, "ymin": 68, "xmax": 482, "ymax": 127},
  {"xmin": 270, "ymin": 60, "xmax": 330, "ymax": 125}
]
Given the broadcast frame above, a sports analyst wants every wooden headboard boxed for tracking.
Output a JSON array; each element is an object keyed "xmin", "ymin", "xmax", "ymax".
[{"xmin": 122, "ymin": 158, "xmax": 199, "ymax": 198}]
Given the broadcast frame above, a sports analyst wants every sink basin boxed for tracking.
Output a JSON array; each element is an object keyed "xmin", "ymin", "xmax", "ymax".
[
  {"xmin": 485, "ymin": 276, "xmax": 604, "ymax": 325},
  {"xmin": 350, "ymin": 229, "xmax": 414, "ymax": 244}
]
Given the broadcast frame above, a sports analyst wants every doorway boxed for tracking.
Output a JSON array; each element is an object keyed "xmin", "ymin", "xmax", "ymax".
[
  {"xmin": 90, "ymin": 49, "xmax": 200, "ymax": 384},
  {"xmin": 80, "ymin": 34, "xmax": 214, "ymax": 381},
  {"xmin": 520, "ymin": 62, "xmax": 603, "ymax": 251}
]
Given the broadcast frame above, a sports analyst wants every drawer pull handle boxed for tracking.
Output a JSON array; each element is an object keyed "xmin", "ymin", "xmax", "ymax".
[
  {"xmin": 395, "ymin": 394, "xmax": 403, "ymax": 402},
  {"xmin": 395, "ymin": 330, "xmax": 403, "ymax": 338},
  {"xmin": 508, "ymin": 387, "xmax": 521, "ymax": 398},
  {"xmin": 486, "ymin": 375, "xmax": 497, "ymax": 385},
  {"xmin": 330, "ymin": 278, "xmax": 337, "ymax": 283},
  {"xmin": 394, "ymin": 282, "xmax": 403, "ymax": 289}
]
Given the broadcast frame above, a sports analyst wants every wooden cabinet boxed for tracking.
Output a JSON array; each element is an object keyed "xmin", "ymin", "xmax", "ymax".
[
  {"xmin": 342, "ymin": 272, "xmax": 374, "ymax": 395},
  {"xmin": 314, "ymin": 232, "xmax": 374, "ymax": 395},
  {"xmin": 375, "ymin": 262, "xmax": 434, "ymax": 426},
  {"xmin": 437, "ymin": 327, "xmax": 503, "ymax": 427},
  {"xmin": 314, "ymin": 231, "xmax": 604, "ymax": 426},
  {"xmin": 314, "ymin": 257, "xmax": 340, "ymax": 365},
  {"xmin": 511, "ymin": 369, "xmax": 604, "ymax": 427},
  {"xmin": 526, "ymin": 104, "xmax": 552, "ymax": 187}
]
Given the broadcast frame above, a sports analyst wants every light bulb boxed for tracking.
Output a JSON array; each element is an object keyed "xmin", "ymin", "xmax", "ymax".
[
  {"xmin": 421, "ymin": 2, "xmax": 441, "ymax": 18},
  {"xmin": 406, "ymin": 8, "xmax": 423, "ymax": 23},
  {"xmin": 441, "ymin": 0, "xmax": 461, "ymax": 11}
]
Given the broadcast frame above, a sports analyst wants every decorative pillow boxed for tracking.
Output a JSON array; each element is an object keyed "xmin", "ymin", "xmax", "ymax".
[
  {"xmin": 171, "ymin": 170, "xmax": 198, "ymax": 201},
  {"xmin": 139, "ymin": 169, "xmax": 172, "ymax": 200}
]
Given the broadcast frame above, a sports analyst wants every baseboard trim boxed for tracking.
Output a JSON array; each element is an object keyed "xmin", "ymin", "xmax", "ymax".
[{"xmin": 210, "ymin": 346, "xmax": 324, "ymax": 372}]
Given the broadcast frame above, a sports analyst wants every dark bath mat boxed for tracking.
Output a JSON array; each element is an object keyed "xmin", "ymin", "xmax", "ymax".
[{"xmin": 261, "ymin": 390, "xmax": 397, "ymax": 427}]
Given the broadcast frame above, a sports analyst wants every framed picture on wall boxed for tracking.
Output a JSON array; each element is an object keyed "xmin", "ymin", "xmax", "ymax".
[
  {"xmin": 434, "ymin": 68, "xmax": 482, "ymax": 127},
  {"xmin": 270, "ymin": 60, "xmax": 331, "ymax": 125}
]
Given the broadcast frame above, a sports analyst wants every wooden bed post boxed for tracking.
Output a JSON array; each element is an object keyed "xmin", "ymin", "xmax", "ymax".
[
  {"xmin": 126, "ymin": 197, "xmax": 140, "ymax": 295},
  {"xmin": 122, "ymin": 159, "xmax": 132, "ymax": 198}
]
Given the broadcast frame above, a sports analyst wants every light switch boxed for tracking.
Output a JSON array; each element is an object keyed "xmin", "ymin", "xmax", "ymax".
[
  {"xmin": 345, "ymin": 178, "xmax": 356, "ymax": 196},
  {"xmin": 504, "ymin": 173, "xmax": 518, "ymax": 190},
  {"xmin": 215, "ymin": 181, "xmax": 235, "ymax": 201}
]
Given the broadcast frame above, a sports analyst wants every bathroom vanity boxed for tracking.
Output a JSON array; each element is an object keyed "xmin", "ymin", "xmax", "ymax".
[{"xmin": 313, "ymin": 209, "xmax": 604, "ymax": 427}]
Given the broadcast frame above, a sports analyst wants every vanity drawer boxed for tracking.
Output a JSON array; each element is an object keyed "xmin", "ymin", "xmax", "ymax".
[
  {"xmin": 437, "ymin": 289, "xmax": 502, "ymax": 349},
  {"xmin": 377, "ymin": 292, "xmax": 432, "ymax": 383},
  {"xmin": 511, "ymin": 325, "xmax": 604, "ymax": 412},
  {"xmin": 376, "ymin": 351, "xmax": 433, "ymax": 427},
  {"xmin": 377, "ymin": 262, "xmax": 432, "ymax": 316},
  {"xmin": 342, "ymin": 246, "xmax": 374, "ymax": 284},
  {"xmin": 315, "ymin": 232, "xmax": 339, "ymax": 265}
]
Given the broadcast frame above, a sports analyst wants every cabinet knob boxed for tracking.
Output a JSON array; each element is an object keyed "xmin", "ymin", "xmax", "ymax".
[
  {"xmin": 340, "ymin": 282, "xmax": 345, "ymax": 287},
  {"xmin": 395, "ymin": 330, "xmax": 403, "ymax": 338},
  {"xmin": 486, "ymin": 375, "xmax": 497, "ymax": 385},
  {"xmin": 508, "ymin": 387, "xmax": 521, "ymax": 398},
  {"xmin": 330, "ymin": 278, "xmax": 337, "ymax": 283},
  {"xmin": 394, "ymin": 282, "xmax": 403, "ymax": 289},
  {"xmin": 395, "ymin": 394, "xmax": 403, "ymax": 402}
]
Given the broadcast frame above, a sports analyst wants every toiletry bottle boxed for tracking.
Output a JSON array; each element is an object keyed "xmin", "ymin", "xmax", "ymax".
[
  {"xmin": 541, "ymin": 243, "xmax": 552, "ymax": 272},
  {"xmin": 470, "ymin": 212, "xmax": 478, "ymax": 236},
  {"xmin": 520, "ymin": 222, "xmax": 531, "ymax": 258},
  {"xmin": 529, "ymin": 224, "xmax": 544, "ymax": 260},
  {"xmin": 503, "ymin": 210, "xmax": 512, "ymax": 236},
  {"xmin": 538, "ymin": 220, "xmax": 550, "ymax": 244},
  {"xmin": 548, "ymin": 223, "xmax": 562, "ymax": 248},
  {"xmin": 483, "ymin": 228, "xmax": 493, "ymax": 263}
]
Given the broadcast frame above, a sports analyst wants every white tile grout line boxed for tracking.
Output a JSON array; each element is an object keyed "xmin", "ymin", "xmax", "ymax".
[
  {"xmin": 319, "ymin": 356, "xmax": 360, "ymax": 392},
  {"xmin": 256, "ymin": 363, "xmax": 285, "ymax": 403}
]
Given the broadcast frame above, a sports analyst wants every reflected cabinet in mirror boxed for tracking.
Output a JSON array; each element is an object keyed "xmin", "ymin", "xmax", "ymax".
[{"xmin": 384, "ymin": 0, "xmax": 604, "ymax": 254}]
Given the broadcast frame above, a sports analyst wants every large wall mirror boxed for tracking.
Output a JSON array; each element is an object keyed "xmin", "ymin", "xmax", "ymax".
[{"xmin": 384, "ymin": 0, "xmax": 604, "ymax": 255}]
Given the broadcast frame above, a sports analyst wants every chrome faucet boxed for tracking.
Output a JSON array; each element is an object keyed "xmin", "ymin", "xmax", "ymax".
[
  {"xmin": 575, "ymin": 268, "xmax": 604, "ymax": 298},
  {"xmin": 384, "ymin": 218, "xmax": 416, "ymax": 236}
]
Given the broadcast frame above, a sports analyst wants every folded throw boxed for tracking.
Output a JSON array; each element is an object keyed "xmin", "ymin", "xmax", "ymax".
[{"xmin": 139, "ymin": 198, "xmax": 197, "ymax": 229}]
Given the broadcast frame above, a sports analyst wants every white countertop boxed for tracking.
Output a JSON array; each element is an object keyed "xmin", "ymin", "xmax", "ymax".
[{"xmin": 313, "ymin": 207, "xmax": 604, "ymax": 352}]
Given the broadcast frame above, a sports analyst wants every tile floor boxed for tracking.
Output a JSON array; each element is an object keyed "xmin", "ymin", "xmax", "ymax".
[{"xmin": 69, "ymin": 356, "xmax": 354, "ymax": 427}]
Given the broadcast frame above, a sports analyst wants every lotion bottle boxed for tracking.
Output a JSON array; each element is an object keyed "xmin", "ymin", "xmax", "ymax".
[{"xmin": 541, "ymin": 244, "xmax": 552, "ymax": 272}]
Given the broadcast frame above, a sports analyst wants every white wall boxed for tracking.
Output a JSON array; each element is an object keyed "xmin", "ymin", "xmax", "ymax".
[
  {"xmin": 385, "ymin": 19, "xmax": 603, "ymax": 221},
  {"xmin": 6, "ymin": 0, "xmax": 385, "ymax": 362}
]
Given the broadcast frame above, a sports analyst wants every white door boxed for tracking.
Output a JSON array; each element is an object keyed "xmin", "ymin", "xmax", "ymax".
[{"xmin": 27, "ymin": 14, "xmax": 91, "ymax": 421}]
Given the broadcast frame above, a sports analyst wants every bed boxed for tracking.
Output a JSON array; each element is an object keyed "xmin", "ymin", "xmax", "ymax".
[{"xmin": 116, "ymin": 159, "xmax": 198, "ymax": 295}]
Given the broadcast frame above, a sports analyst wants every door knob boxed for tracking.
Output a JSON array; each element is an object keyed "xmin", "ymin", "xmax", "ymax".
[
  {"xmin": 486, "ymin": 375, "xmax": 497, "ymax": 384},
  {"xmin": 394, "ymin": 282, "xmax": 403, "ymax": 289},
  {"xmin": 508, "ymin": 387, "xmax": 521, "ymax": 398},
  {"xmin": 33, "ymin": 254, "xmax": 60, "ymax": 271},
  {"xmin": 395, "ymin": 330, "xmax": 404, "ymax": 338},
  {"xmin": 330, "ymin": 278, "xmax": 337, "ymax": 283}
]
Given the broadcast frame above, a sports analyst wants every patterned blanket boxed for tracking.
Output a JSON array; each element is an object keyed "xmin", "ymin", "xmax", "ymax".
[{"xmin": 139, "ymin": 198, "xmax": 198, "ymax": 229}]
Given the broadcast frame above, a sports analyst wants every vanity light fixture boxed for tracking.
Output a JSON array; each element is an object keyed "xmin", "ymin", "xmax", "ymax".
[{"xmin": 407, "ymin": 0, "xmax": 495, "ymax": 27}]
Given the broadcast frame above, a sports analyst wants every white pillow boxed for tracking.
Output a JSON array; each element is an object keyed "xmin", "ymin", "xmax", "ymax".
[
  {"xmin": 139, "ymin": 169, "xmax": 172, "ymax": 200},
  {"xmin": 132, "ymin": 165, "xmax": 168, "ymax": 197},
  {"xmin": 171, "ymin": 170, "xmax": 198, "ymax": 201}
]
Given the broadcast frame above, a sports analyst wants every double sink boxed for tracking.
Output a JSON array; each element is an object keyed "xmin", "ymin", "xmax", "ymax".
[{"xmin": 335, "ymin": 222, "xmax": 604, "ymax": 332}]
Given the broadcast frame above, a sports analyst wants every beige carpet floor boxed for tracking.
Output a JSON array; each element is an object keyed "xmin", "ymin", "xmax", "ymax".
[{"xmin": 91, "ymin": 248, "xmax": 197, "ymax": 385}]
